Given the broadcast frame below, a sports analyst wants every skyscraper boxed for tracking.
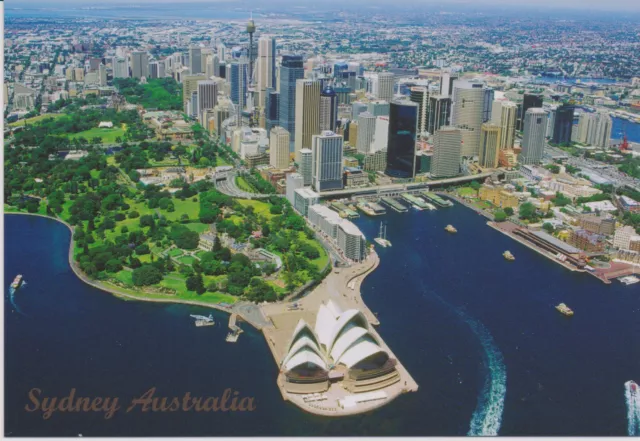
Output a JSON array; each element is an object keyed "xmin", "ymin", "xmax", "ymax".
[
  {"xmin": 230, "ymin": 60, "xmax": 249, "ymax": 110},
  {"xmin": 294, "ymin": 79, "xmax": 321, "ymax": 163},
  {"xmin": 427, "ymin": 95, "xmax": 451, "ymax": 134},
  {"xmin": 279, "ymin": 54, "xmax": 305, "ymax": 151},
  {"xmin": 299, "ymin": 148, "xmax": 313, "ymax": 185},
  {"xmin": 430, "ymin": 127, "xmax": 462, "ymax": 178},
  {"xmin": 386, "ymin": 101, "xmax": 419, "ymax": 178},
  {"xmin": 518, "ymin": 93, "xmax": 543, "ymax": 131},
  {"xmin": 197, "ymin": 80, "xmax": 218, "ymax": 120},
  {"xmin": 112, "ymin": 57, "xmax": 128, "ymax": 78},
  {"xmin": 183, "ymin": 74, "xmax": 207, "ymax": 108},
  {"xmin": 257, "ymin": 36, "xmax": 276, "ymax": 108},
  {"xmin": 593, "ymin": 111, "xmax": 612, "ymax": 148},
  {"xmin": 130, "ymin": 51, "xmax": 149, "ymax": 78},
  {"xmin": 492, "ymin": 100, "xmax": 518, "ymax": 150},
  {"xmin": 377, "ymin": 72, "xmax": 395, "ymax": 102},
  {"xmin": 311, "ymin": 131, "xmax": 344, "ymax": 192},
  {"xmin": 270, "ymin": 126, "xmax": 290, "ymax": 169},
  {"xmin": 410, "ymin": 86, "xmax": 429, "ymax": 136},
  {"xmin": 479, "ymin": 123, "xmax": 501, "ymax": 168},
  {"xmin": 98, "ymin": 63, "xmax": 107, "ymax": 86},
  {"xmin": 367, "ymin": 101, "xmax": 390, "ymax": 117},
  {"xmin": 552, "ymin": 104, "xmax": 574, "ymax": 145},
  {"xmin": 149, "ymin": 61, "xmax": 159, "ymax": 79},
  {"xmin": 521, "ymin": 108, "xmax": 547, "ymax": 165},
  {"xmin": 439, "ymin": 71, "xmax": 459, "ymax": 97},
  {"xmin": 319, "ymin": 86, "xmax": 338, "ymax": 132},
  {"xmin": 265, "ymin": 88, "xmax": 279, "ymax": 133},
  {"xmin": 483, "ymin": 88, "xmax": 495, "ymax": 123},
  {"xmin": 451, "ymin": 80, "xmax": 485, "ymax": 157},
  {"xmin": 189, "ymin": 46, "xmax": 202, "ymax": 74},
  {"xmin": 356, "ymin": 112, "xmax": 376, "ymax": 154}
]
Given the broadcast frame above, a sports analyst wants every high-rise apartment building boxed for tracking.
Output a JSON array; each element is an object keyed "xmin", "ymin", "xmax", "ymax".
[
  {"xmin": 386, "ymin": 101, "xmax": 419, "ymax": 178},
  {"xmin": 479, "ymin": 123, "xmax": 501, "ymax": 168},
  {"xmin": 130, "ymin": 51, "xmax": 149, "ymax": 79},
  {"xmin": 521, "ymin": 108, "xmax": 547, "ymax": 165},
  {"xmin": 257, "ymin": 36, "xmax": 276, "ymax": 108},
  {"xmin": 451, "ymin": 80, "xmax": 485, "ymax": 157},
  {"xmin": 294, "ymin": 79, "xmax": 321, "ymax": 163},
  {"xmin": 431, "ymin": 127, "xmax": 462, "ymax": 178},
  {"xmin": 270, "ymin": 127, "xmax": 290, "ymax": 169},
  {"xmin": 311, "ymin": 131, "xmax": 344, "ymax": 192},
  {"xmin": 279, "ymin": 54, "xmax": 305, "ymax": 151}
]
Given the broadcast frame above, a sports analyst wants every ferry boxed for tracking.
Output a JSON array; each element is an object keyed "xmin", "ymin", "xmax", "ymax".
[
  {"xmin": 445, "ymin": 225, "xmax": 457, "ymax": 233},
  {"xmin": 10, "ymin": 274, "xmax": 23, "ymax": 291},
  {"xmin": 630, "ymin": 381, "xmax": 638, "ymax": 396},
  {"xmin": 503, "ymin": 251, "xmax": 515, "ymax": 261},
  {"xmin": 555, "ymin": 303, "xmax": 574, "ymax": 317},
  {"xmin": 619, "ymin": 275, "xmax": 639, "ymax": 286}
]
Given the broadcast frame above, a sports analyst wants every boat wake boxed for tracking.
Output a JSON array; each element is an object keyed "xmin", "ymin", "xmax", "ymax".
[
  {"xmin": 9, "ymin": 287, "xmax": 25, "ymax": 315},
  {"xmin": 422, "ymin": 287, "xmax": 507, "ymax": 436},
  {"xmin": 625, "ymin": 381, "xmax": 640, "ymax": 436}
]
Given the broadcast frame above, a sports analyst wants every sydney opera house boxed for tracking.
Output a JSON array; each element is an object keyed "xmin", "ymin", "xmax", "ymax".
[{"xmin": 280, "ymin": 300, "xmax": 400, "ymax": 395}]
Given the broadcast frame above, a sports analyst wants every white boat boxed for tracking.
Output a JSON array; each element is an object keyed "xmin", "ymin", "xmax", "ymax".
[
  {"xmin": 374, "ymin": 222, "xmax": 392, "ymax": 247},
  {"xmin": 619, "ymin": 276, "xmax": 639, "ymax": 286}
]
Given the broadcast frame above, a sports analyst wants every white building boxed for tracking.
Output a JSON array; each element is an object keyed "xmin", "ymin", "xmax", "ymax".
[
  {"xmin": 293, "ymin": 188, "xmax": 319, "ymax": 217},
  {"xmin": 613, "ymin": 226, "xmax": 637, "ymax": 250},
  {"xmin": 286, "ymin": 172, "xmax": 304, "ymax": 206},
  {"xmin": 520, "ymin": 108, "xmax": 547, "ymax": 165},
  {"xmin": 308, "ymin": 204, "xmax": 367, "ymax": 262},
  {"xmin": 311, "ymin": 131, "xmax": 344, "ymax": 192}
]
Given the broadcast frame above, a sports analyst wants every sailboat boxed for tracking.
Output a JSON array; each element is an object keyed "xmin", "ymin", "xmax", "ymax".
[{"xmin": 374, "ymin": 222, "xmax": 392, "ymax": 247}]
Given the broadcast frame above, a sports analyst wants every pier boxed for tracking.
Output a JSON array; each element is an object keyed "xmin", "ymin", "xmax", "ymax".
[
  {"xmin": 380, "ymin": 197, "xmax": 408, "ymax": 213},
  {"xmin": 226, "ymin": 313, "xmax": 244, "ymax": 343},
  {"xmin": 401, "ymin": 193, "xmax": 432, "ymax": 210}
]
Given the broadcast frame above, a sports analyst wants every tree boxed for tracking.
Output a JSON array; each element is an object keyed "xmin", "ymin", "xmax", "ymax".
[
  {"xmin": 542, "ymin": 222, "xmax": 555, "ymax": 234},
  {"xmin": 132, "ymin": 265, "xmax": 163, "ymax": 286},
  {"xmin": 494, "ymin": 210, "xmax": 508, "ymax": 222},
  {"xmin": 519, "ymin": 202, "xmax": 538, "ymax": 221},
  {"xmin": 504, "ymin": 207, "xmax": 514, "ymax": 216},
  {"xmin": 186, "ymin": 273, "xmax": 206, "ymax": 294},
  {"xmin": 470, "ymin": 181, "xmax": 481, "ymax": 193},
  {"xmin": 105, "ymin": 259, "xmax": 123, "ymax": 273}
]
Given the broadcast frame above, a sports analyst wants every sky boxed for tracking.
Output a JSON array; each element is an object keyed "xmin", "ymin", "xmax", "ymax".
[{"xmin": 10, "ymin": 0, "xmax": 640, "ymax": 12}]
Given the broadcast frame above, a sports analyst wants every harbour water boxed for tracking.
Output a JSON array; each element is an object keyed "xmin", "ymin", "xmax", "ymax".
[
  {"xmin": 612, "ymin": 117, "xmax": 640, "ymax": 144},
  {"xmin": 4, "ymin": 211, "xmax": 639, "ymax": 436}
]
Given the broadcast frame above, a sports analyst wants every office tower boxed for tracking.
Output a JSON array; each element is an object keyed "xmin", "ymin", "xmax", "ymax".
[
  {"xmin": 112, "ymin": 57, "xmax": 128, "ymax": 78},
  {"xmin": 149, "ymin": 61, "xmax": 159, "ymax": 79},
  {"xmin": 319, "ymin": 86, "xmax": 338, "ymax": 132},
  {"xmin": 299, "ymin": 148, "xmax": 313, "ymax": 185},
  {"xmin": 451, "ymin": 80, "xmax": 485, "ymax": 157},
  {"xmin": 270, "ymin": 127, "xmax": 290, "ymax": 169},
  {"xmin": 356, "ymin": 112, "xmax": 376, "ymax": 154},
  {"xmin": 576, "ymin": 112, "xmax": 597, "ymax": 145},
  {"xmin": 386, "ymin": 101, "xmax": 419, "ymax": 178},
  {"xmin": 74, "ymin": 68, "xmax": 85, "ymax": 82},
  {"xmin": 197, "ymin": 80, "xmax": 218, "ymax": 119},
  {"xmin": 521, "ymin": 108, "xmax": 547, "ymax": 165},
  {"xmin": 517, "ymin": 93, "xmax": 543, "ymax": 131},
  {"xmin": 492, "ymin": 100, "xmax": 518, "ymax": 150},
  {"xmin": 183, "ymin": 74, "xmax": 207, "ymax": 107},
  {"xmin": 431, "ymin": 127, "xmax": 462, "ymax": 178},
  {"xmin": 348, "ymin": 121, "xmax": 358, "ymax": 147},
  {"xmin": 311, "ymin": 131, "xmax": 344, "ymax": 192},
  {"xmin": 371, "ymin": 116, "xmax": 389, "ymax": 153},
  {"xmin": 265, "ymin": 88, "xmax": 279, "ymax": 133},
  {"xmin": 89, "ymin": 57, "xmax": 101, "ymax": 71},
  {"xmin": 187, "ymin": 90, "xmax": 199, "ymax": 118},
  {"xmin": 279, "ymin": 54, "xmax": 305, "ymax": 150},
  {"xmin": 294, "ymin": 79, "xmax": 321, "ymax": 163},
  {"xmin": 593, "ymin": 111, "xmax": 612, "ymax": 148},
  {"xmin": 212, "ymin": 55, "xmax": 220, "ymax": 77},
  {"xmin": 98, "ymin": 63, "xmax": 107, "ymax": 86},
  {"xmin": 204, "ymin": 55, "xmax": 213, "ymax": 78},
  {"xmin": 286, "ymin": 173, "xmax": 304, "ymax": 206},
  {"xmin": 352, "ymin": 102, "xmax": 367, "ymax": 120},
  {"xmin": 410, "ymin": 86, "xmax": 429, "ymax": 136},
  {"xmin": 377, "ymin": 72, "xmax": 395, "ymax": 102},
  {"xmin": 483, "ymin": 88, "xmax": 494, "ymax": 123},
  {"xmin": 479, "ymin": 123, "xmax": 501, "ymax": 168},
  {"xmin": 158, "ymin": 61, "xmax": 166, "ymax": 78},
  {"xmin": 439, "ymin": 71, "xmax": 459, "ymax": 97},
  {"xmin": 367, "ymin": 100, "xmax": 390, "ymax": 117},
  {"xmin": 257, "ymin": 36, "xmax": 276, "ymax": 108},
  {"xmin": 217, "ymin": 43, "xmax": 226, "ymax": 61},
  {"xmin": 427, "ymin": 95, "xmax": 451, "ymax": 134},
  {"xmin": 189, "ymin": 46, "xmax": 202, "ymax": 74},
  {"xmin": 230, "ymin": 60, "xmax": 249, "ymax": 112},
  {"xmin": 130, "ymin": 51, "xmax": 149, "ymax": 78},
  {"xmin": 552, "ymin": 104, "xmax": 574, "ymax": 145}
]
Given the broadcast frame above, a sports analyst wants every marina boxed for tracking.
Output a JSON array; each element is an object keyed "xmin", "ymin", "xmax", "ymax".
[
  {"xmin": 401, "ymin": 193, "xmax": 434, "ymax": 211},
  {"xmin": 421, "ymin": 191, "xmax": 454, "ymax": 207}
]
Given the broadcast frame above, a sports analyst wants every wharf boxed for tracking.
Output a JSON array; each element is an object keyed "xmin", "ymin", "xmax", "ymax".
[
  {"xmin": 226, "ymin": 313, "xmax": 244, "ymax": 343},
  {"xmin": 380, "ymin": 197, "xmax": 408, "ymax": 213},
  {"xmin": 421, "ymin": 191, "xmax": 453, "ymax": 207},
  {"xmin": 401, "ymin": 193, "xmax": 431, "ymax": 210}
]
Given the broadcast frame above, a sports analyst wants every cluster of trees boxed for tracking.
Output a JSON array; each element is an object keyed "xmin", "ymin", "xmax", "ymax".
[
  {"xmin": 619, "ymin": 157, "xmax": 640, "ymax": 179},
  {"xmin": 518, "ymin": 202, "xmax": 539, "ymax": 222},
  {"xmin": 242, "ymin": 170, "xmax": 276, "ymax": 194},
  {"xmin": 114, "ymin": 78, "xmax": 183, "ymax": 111},
  {"xmin": 545, "ymin": 164, "xmax": 561, "ymax": 174},
  {"xmin": 553, "ymin": 192, "xmax": 572, "ymax": 207}
]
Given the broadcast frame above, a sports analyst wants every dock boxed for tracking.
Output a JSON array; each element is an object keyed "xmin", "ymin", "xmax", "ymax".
[
  {"xmin": 380, "ymin": 197, "xmax": 408, "ymax": 213},
  {"xmin": 420, "ymin": 191, "xmax": 453, "ymax": 207},
  {"xmin": 356, "ymin": 200, "xmax": 386, "ymax": 216},
  {"xmin": 226, "ymin": 313, "xmax": 244, "ymax": 343},
  {"xmin": 401, "ymin": 193, "xmax": 433, "ymax": 210}
]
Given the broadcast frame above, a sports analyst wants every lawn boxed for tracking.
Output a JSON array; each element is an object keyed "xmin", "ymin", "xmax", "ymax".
[
  {"xmin": 297, "ymin": 232, "xmax": 329, "ymax": 271},
  {"xmin": 168, "ymin": 248, "xmax": 184, "ymax": 257},
  {"xmin": 9, "ymin": 113, "xmax": 65, "ymax": 127},
  {"xmin": 165, "ymin": 198, "xmax": 200, "ymax": 222},
  {"xmin": 68, "ymin": 127, "xmax": 126, "ymax": 144},
  {"xmin": 458, "ymin": 187, "xmax": 478, "ymax": 197},
  {"xmin": 114, "ymin": 270, "xmax": 134, "ymax": 285},
  {"xmin": 236, "ymin": 199, "xmax": 274, "ymax": 220},
  {"xmin": 178, "ymin": 255, "xmax": 196, "ymax": 265},
  {"xmin": 184, "ymin": 222, "xmax": 210, "ymax": 234},
  {"xmin": 235, "ymin": 176, "xmax": 255, "ymax": 192}
]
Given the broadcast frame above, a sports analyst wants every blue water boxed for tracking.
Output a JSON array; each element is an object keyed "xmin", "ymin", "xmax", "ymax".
[
  {"xmin": 536, "ymin": 76, "xmax": 620, "ymax": 85},
  {"xmin": 5, "ymin": 210, "xmax": 640, "ymax": 436},
  {"xmin": 612, "ymin": 117, "xmax": 640, "ymax": 144}
]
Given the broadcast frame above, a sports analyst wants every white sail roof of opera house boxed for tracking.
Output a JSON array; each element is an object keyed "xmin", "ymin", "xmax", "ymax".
[{"xmin": 281, "ymin": 300, "xmax": 389, "ymax": 372}]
